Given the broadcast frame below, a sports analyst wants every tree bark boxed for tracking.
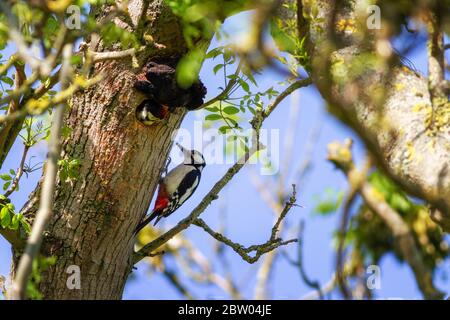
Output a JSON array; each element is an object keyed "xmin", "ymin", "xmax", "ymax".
[{"xmin": 11, "ymin": 0, "xmax": 192, "ymax": 299}]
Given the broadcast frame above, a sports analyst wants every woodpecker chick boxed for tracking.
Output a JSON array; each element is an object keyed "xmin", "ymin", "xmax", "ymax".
[
  {"xmin": 136, "ymin": 99, "xmax": 169, "ymax": 126},
  {"xmin": 134, "ymin": 143, "xmax": 206, "ymax": 234}
]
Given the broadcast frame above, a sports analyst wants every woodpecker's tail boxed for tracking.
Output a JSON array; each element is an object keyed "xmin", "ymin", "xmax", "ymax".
[{"xmin": 134, "ymin": 210, "xmax": 162, "ymax": 236}]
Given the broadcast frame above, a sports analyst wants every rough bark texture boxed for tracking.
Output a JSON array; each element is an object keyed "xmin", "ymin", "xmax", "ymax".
[{"xmin": 11, "ymin": 0, "xmax": 191, "ymax": 299}]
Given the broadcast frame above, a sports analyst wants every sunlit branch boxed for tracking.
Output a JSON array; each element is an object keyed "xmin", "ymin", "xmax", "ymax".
[{"xmin": 11, "ymin": 44, "xmax": 73, "ymax": 300}]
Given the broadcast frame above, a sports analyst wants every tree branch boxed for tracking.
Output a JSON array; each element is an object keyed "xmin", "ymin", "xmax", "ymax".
[
  {"xmin": 328, "ymin": 139, "xmax": 445, "ymax": 300},
  {"xmin": 0, "ymin": 225, "xmax": 24, "ymax": 250},
  {"xmin": 426, "ymin": 9, "xmax": 446, "ymax": 104},
  {"xmin": 10, "ymin": 44, "xmax": 73, "ymax": 300},
  {"xmin": 294, "ymin": 0, "xmax": 450, "ymax": 230},
  {"xmin": 4, "ymin": 145, "xmax": 29, "ymax": 198},
  {"xmin": 282, "ymin": 220, "xmax": 324, "ymax": 299},
  {"xmin": 193, "ymin": 184, "xmax": 298, "ymax": 264}
]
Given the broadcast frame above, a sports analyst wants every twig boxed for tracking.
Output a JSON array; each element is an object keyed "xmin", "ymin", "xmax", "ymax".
[
  {"xmin": 0, "ymin": 73, "xmax": 40, "ymax": 112},
  {"xmin": 0, "ymin": 55, "xmax": 17, "ymax": 77},
  {"xmin": 10, "ymin": 44, "xmax": 73, "ymax": 300},
  {"xmin": 175, "ymin": 237, "xmax": 242, "ymax": 299},
  {"xmin": 328, "ymin": 139, "xmax": 371, "ymax": 299},
  {"xmin": 78, "ymin": 44, "xmax": 146, "ymax": 64},
  {"xmin": 0, "ymin": 60, "xmax": 27, "ymax": 169},
  {"xmin": 335, "ymin": 187, "xmax": 356, "ymax": 300},
  {"xmin": 262, "ymin": 78, "xmax": 312, "ymax": 119},
  {"xmin": 193, "ymin": 219, "xmax": 296, "ymax": 264},
  {"xmin": 161, "ymin": 268, "xmax": 195, "ymax": 300},
  {"xmin": 4, "ymin": 145, "xmax": 29, "ymax": 198},
  {"xmin": 301, "ymin": 273, "xmax": 338, "ymax": 300},
  {"xmin": 192, "ymin": 185, "xmax": 298, "ymax": 264},
  {"xmin": 283, "ymin": 220, "xmax": 324, "ymax": 299},
  {"xmin": 0, "ymin": 2, "xmax": 42, "ymax": 72},
  {"xmin": 199, "ymin": 62, "xmax": 243, "ymax": 109}
]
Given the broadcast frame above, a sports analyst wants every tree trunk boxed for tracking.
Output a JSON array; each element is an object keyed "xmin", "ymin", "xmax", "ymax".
[{"xmin": 11, "ymin": 0, "xmax": 192, "ymax": 299}]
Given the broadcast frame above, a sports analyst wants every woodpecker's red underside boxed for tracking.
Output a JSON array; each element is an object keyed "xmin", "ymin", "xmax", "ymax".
[{"xmin": 153, "ymin": 184, "xmax": 169, "ymax": 212}]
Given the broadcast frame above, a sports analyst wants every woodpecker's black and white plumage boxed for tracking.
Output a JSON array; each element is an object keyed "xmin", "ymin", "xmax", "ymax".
[{"xmin": 134, "ymin": 143, "xmax": 205, "ymax": 234}]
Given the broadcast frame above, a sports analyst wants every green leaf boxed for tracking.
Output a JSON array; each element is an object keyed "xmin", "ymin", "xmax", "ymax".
[
  {"xmin": 205, "ymin": 114, "xmax": 222, "ymax": 121},
  {"xmin": 205, "ymin": 47, "xmax": 223, "ymax": 59},
  {"xmin": 70, "ymin": 55, "xmax": 82, "ymax": 65},
  {"xmin": 3, "ymin": 181, "xmax": 10, "ymax": 191},
  {"xmin": 223, "ymin": 106, "xmax": 239, "ymax": 115},
  {"xmin": 270, "ymin": 18, "xmax": 297, "ymax": 55},
  {"xmin": 10, "ymin": 214, "xmax": 19, "ymax": 230},
  {"xmin": 1, "ymin": 76, "xmax": 14, "ymax": 86},
  {"xmin": 205, "ymin": 106, "xmax": 219, "ymax": 112},
  {"xmin": 0, "ymin": 206, "xmax": 11, "ymax": 228},
  {"xmin": 390, "ymin": 193, "xmax": 412, "ymax": 212},
  {"xmin": 243, "ymin": 68, "xmax": 257, "ymax": 86},
  {"xmin": 226, "ymin": 117, "xmax": 238, "ymax": 128},
  {"xmin": 218, "ymin": 126, "xmax": 229, "ymax": 134},
  {"xmin": 176, "ymin": 48, "xmax": 204, "ymax": 89},
  {"xmin": 239, "ymin": 79, "xmax": 250, "ymax": 93},
  {"xmin": 213, "ymin": 63, "xmax": 224, "ymax": 75},
  {"xmin": 0, "ymin": 174, "xmax": 11, "ymax": 181},
  {"xmin": 313, "ymin": 189, "xmax": 344, "ymax": 216}
]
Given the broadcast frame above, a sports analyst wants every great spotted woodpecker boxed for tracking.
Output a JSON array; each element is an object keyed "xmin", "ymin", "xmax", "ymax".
[{"xmin": 134, "ymin": 143, "xmax": 205, "ymax": 234}]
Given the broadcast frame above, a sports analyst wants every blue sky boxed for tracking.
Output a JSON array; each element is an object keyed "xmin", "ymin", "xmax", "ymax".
[{"xmin": 1, "ymin": 11, "xmax": 449, "ymax": 299}]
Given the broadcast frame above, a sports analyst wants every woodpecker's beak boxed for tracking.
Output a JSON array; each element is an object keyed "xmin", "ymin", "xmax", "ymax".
[
  {"xmin": 176, "ymin": 142, "xmax": 191, "ymax": 158},
  {"xmin": 175, "ymin": 142, "xmax": 185, "ymax": 152}
]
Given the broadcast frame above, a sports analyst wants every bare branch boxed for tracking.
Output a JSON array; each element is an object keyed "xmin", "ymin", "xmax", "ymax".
[
  {"xmin": 78, "ymin": 43, "xmax": 148, "ymax": 64},
  {"xmin": 193, "ymin": 219, "xmax": 296, "ymax": 264},
  {"xmin": 161, "ymin": 268, "xmax": 195, "ymax": 300},
  {"xmin": 0, "ymin": 2, "xmax": 42, "ymax": 72},
  {"xmin": 426, "ymin": 10, "xmax": 446, "ymax": 103},
  {"xmin": 192, "ymin": 184, "xmax": 298, "ymax": 264},
  {"xmin": 328, "ymin": 139, "xmax": 372, "ymax": 299},
  {"xmin": 10, "ymin": 44, "xmax": 73, "ymax": 300},
  {"xmin": 262, "ymin": 78, "xmax": 312, "ymax": 119},
  {"xmin": 3, "ymin": 145, "xmax": 29, "ymax": 198},
  {"xmin": 283, "ymin": 220, "xmax": 324, "ymax": 299}
]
